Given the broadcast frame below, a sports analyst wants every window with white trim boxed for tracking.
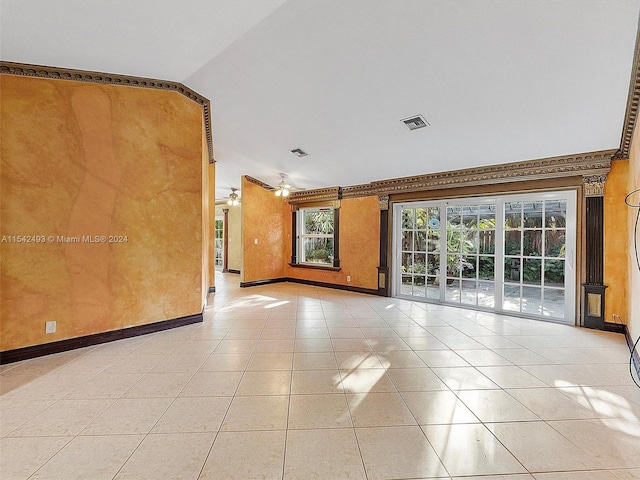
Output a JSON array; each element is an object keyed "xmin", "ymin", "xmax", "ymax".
[{"xmin": 298, "ymin": 207, "xmax": 335, "ymax": 265}]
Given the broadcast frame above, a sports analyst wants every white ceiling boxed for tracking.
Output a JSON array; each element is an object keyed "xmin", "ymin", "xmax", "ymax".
[{"xmin": 2, "ymin": 0, "xmax": 639, "ymax": 201}]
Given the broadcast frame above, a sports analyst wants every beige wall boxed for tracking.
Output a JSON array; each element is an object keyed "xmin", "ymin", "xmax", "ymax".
[{"xmin": 0, "ymin": 74, "xmax": 207, "ymax": 351}]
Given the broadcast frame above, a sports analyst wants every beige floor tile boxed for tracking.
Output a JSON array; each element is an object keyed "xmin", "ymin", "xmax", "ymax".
[
  {"xmin": 8, "ymin": 398, "xmax": 114, "ymax": 437},
  {"xmin": 122, "ymin": 371, "xmax": 193, "ymax": 398},
  {"xmin": 387, "ymin": 367, "xmax": 450, "ymax": 391},
  {"xmin": 477, "ymin": 365, "xmax": 549, "ymax": 388},
  {"xmin": 331, "ymin": 338, "xmax": 373, "ymax": 351},
  {"xmin": 198, "ymin": 353, "xmax": 251, "ymax": 371},
  {"xmin": 549, "ymin": 419, "xmax": 640, "ymax": 469},
  {"xmin": 611, "ymin": 469, "xmax": 640, "ymax": 479},
  {"xmin": 457, "ymin": 389, "xmax": 539, "ymax": 422},
  {"xmin": 0, "ymin": 399, "xmax": 56, "ymax": 436},
  {"xmin": 284, "ymin": 428, "xmax": 366, "ymax": 480},
  {"xmin": 293, "ymin": 338, "xmax": 333, "ymax": 352},
  {"xmin": 376, "ymin": 350, "xmax": 427, "ymax": 368},
  {"xmin": 457, "ymin": 349, "xmax": 514, "ymax": 366},
  {"xmin": 416, "ymin": 349, "xmax": 470, "ymax": 367},
  {"xmin": 254, "ymin": 339, "xmax": 295, "ymax": 352},
  {"xmin": 236, "ymin": 370, "xmax": 291, "ymax": 395},
  {"xmin": 288, "ymin": 394, "xmax": 352, "ymax": 429},
  {"xmin": 368, "ymin": 337, "xmax": 413, "ymax": 352},
  {"xmin": 81, "ymin": 397, "xmax": 172, "ymax": 435},
  {"xmin": 454, "ymin": 475, "xmax": 534, "ymax": 480},
  {"xmin": 221, "ymin": 395, "xmax": 289, "ymax": 431},
  {"xmin": 65, "ymin": 372, "xmax": 144, "ymax": 399},
  {"xmin": 432, "ymin": 366, "xmax": 500, "ymax": 390},
  {"xmin": 489, "ymin": 421, "xmax": 604, "ymax": 471},
  {"xmin": 424, "ymin": 423, "xmax": 527, "ymax": 476},
  {"xmin": 114, "ymin": 432, "xmax": 215, "ymax": 480},
  {"xmin": 340, "ymin": 368, "xmax": 398, "ymax": 393},
  {"xmin": 152, "ymin": 396, "xmax": 231, "ymax": 433},
  {"xmin": 347, "ymin": 392, "xmax": 417, "ymax": 427},
  {"xmin": 356, "ymin": 425, "xmax": 449, "ymax": 479},
  {"xmin": 401, "ymin": 390, "xmax": 480, "ymax": 424},
  {"xmin": 533, "ymin": 471, "xmax": 620, "ymax": 479},
  {"xmin": 491, "ymin": 348, "xmax": 556, "ymax": 365},
  {"xmin": 506, "ymin": 388, "xmax": 599, "ymax": 420},
  {"xmin": 335, "ymin": 350, "xmax": 385, "ymax": 369},
  {"xmin": 100, "ymin": 355, "xmax": 164, "ymax": 374},
  {"xmin": 0, "ymin": 436, "xmax": 71, "ymax": 480},
  {"xmin": 30, "ymin": 434, "xmax": 144, "ymax": 480},
  {"xmin": 247, "ymin": 352, "xmax": 293, "ymax": 371},
  {"xmin": 293, "ymin": 352, "xmax": 338, "ymax": 370},
  {"xmin": 520, "ymin": 364, "xmax": 589, "ymax": 387},
  {"xmin": 200, "ymin": 430, "xmax": 286, "ymax": 480},
  {"xmin": 179, "ymin": 371, "xmax": 243, "ymax": 396},
  {"xmin": 291, "ymin": 369, "xmax": 343, "ymax": 394},
  {"xmin": 260, "ymin": 328, "xmax": 296, "ymax": 339},
  {"xmin": 213, "ymin": 339, "xmax": 258, "ymax": 354}
]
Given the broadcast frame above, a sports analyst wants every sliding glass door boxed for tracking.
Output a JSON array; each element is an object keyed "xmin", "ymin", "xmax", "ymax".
[{"xmin": 393, "ymin": 191, "xmax": 576, "ymax": 323}]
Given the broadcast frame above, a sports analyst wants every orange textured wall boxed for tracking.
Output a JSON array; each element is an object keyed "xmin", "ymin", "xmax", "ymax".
[
  {"xmin": 241, "ymin": 177, "xmax": 287, "ymax": 282},
  {"xmin": 629, "ymin": 126, "xmax": 640, "ymax": 341},
  {"xmin": 285, "ymin": 196, "xmax": 380, "ymax": 290},
  {"xmin": 604, "ymin": 160, "xmax": 629, "ymax": 324},
  {"xmin": 1, "ymin": 75, "xmax": 205, "ymax": 351}
]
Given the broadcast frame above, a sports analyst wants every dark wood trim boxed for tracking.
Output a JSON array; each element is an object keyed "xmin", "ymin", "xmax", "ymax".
[
  {"xmin": 291, "ymin": 210, "xmax": 298, "ymax": 264},
  {"xmin": 227, "ymin": 269, "xmax": 241, "ymax": 274},
  {"xmin": 0, "ymin": 61, "xmax": 214, "ymax": 163},
  {"xmin": 288, "ymin": 263, "xmax": 341, "ymax": 272},
  {"xmin": 378, "ymin": 207, "xmax": 390, "ymax": 296},
  {"xmin": 585, "ymin": 196, "xmax": 604, "ymax": 285},
  {"xmin": 222, "ymin": 208, "xmax": 229, "ymax": 272},
  {"xmin": 208, "ymin": 286, "xmax": 216, "ymax": 294},
  {"xmin": 625, "ymin": 325, "xmax": 640, "ymax": 380},
  {"xmin": 603, "ymin": 321, "xmax": 626, "ymax": 334},
  {"xmin": 333, "ymin": 207, "xmax": 341, "ymax": 268},
  {"xmin": 240, "ymin": 277, "xmax": 381, "ymax": 296},
  {"xmin": 286, "ymin": 278, "xmax": 380, "ymax": 296},
  {"xmin": 615, "ymin": 15, "xmax": 640, "ymax": 160},
  {"xmin": 0, "ymin": 313, "xmax": 203, "ymax": 365},
  {"xmin": 240, "ymin": 278, "xmax": 288, "ymax": 288}
]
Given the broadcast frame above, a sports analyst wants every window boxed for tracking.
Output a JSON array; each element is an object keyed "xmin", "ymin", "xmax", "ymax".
[
  {"xmin": 214, "ymin": 217, "xmax": 223, "ymax": 270},
  {"xmin": 292, "ymin": 206, "xmax": 340, "ymax": 269}
]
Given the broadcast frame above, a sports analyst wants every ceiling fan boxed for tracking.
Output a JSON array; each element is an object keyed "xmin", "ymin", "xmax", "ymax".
[{"xmin": 274, "ymin": 173, "xmax": 304, "ymax": 198}]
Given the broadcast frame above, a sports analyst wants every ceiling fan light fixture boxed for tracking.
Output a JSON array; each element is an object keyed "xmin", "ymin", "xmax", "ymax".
[
  {"xmin": 227, "ymin": 187, "xmax": 240, "ymax": 206},
  {"xmin": 275, "ymin": 173, "xmax": 291, "ymax": 198}
]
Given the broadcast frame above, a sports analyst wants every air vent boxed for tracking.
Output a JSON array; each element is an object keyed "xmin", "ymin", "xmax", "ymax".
[
  {"xmin": 401, "ymin": 115, "xmax": 429, "ymax": 131},
  {"xmin": 291, "ymin": 148, "xmax": 308, "ymax": 157}
]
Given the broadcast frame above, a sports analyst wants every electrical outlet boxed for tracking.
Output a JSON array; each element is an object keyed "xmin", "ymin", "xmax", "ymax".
[
  {"xmin": 45, "ymin": 321, "xmax": 56, "ymax": 334},
  {"xmin": 347, "ymin": 275, "xmax": 351, "ymax": 282},
  {"xmin": 254, "ymin": 238, "xmax": 258, "ymax": 245}
]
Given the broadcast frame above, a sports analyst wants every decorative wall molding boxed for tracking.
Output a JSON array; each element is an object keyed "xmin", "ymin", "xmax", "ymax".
[
  {"xmin": 615, "ymin": 17, "xmax": 640, "ymax": 160},
  {"xmin": 284, "ymin": 150, "xmax": 615, "ymax": 204},
  {"xmin": 583, "ymin": 174, "xmax": 608, "ymax": 197},
  {"xmin": 244, "ymin": 175, "xmax": 275, "ymax": 191},
  {"xmin": 378, "ymin": 195, "xmax": 390, "ymax": 210},
  {"xmin": 0, "ymin": 61, "xmax": 214, "ymax": 163},
  {"xmin": 288, "ymin": 186, "xmax": 341, "ymax": 204}
]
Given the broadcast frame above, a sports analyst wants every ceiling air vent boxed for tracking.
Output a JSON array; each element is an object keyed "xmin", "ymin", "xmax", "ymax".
[
  {"xmin": 401, "ymin": 115, "xmax": 429, "ymax": 131},
  {"xmin": 291, "ymin": 148, "xmax": 308, "ymax": 157}
]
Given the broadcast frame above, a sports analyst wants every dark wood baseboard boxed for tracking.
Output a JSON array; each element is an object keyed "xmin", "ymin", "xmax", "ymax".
[
  {"xmin": 0, "ymin": 312, "xmax": 203, "ymax": 365},
  {"xmin": 625, "ymin": 325, "xmax": 640, "ymax": 380},
  {"xmin": 603, "ymin": 321, "xmax": 626, "ymax": 334},
  {"xmin": 240, "ymin": 278, "xmax": 288, "ymax": 288},
  {"xmin": 240, "ymin": 277, "xmax": 380, "ymax": 296},
  {"xmin": 227, "ymin": 269, "xmax": 241, "ymax": 274}
]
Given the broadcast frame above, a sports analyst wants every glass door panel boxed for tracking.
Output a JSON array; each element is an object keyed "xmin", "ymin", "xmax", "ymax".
[{"xmin": 393, "ymin": 191, "xmax": 575, "ymax": 324}]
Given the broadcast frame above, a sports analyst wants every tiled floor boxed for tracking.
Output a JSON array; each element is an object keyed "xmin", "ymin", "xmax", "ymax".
[{"xmin": 2, "ymin": 272, "xmax": 640, "ymax": 480}]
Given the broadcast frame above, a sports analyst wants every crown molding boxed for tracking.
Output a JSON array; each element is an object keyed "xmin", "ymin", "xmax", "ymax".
[
  {"xmin": 244, "ymin": 175, "xmax": 275, "ymax": 191},
  {"xmin": 615, "ymin": 17, "xmax": 640, "ymax": 160},
  {"xmin": 0, "ymin": 61, "xmax": 214, "ymax": 163},
  {"xmin": 288, "ymin": 186, "xmax": 341, "ymax": 204}
]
